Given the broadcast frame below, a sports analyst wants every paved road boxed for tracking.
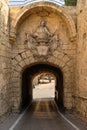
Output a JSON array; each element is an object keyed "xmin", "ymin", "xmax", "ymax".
[{"xmin": 13, "ymin": 99, "xmax": 77, "ymax": 130}]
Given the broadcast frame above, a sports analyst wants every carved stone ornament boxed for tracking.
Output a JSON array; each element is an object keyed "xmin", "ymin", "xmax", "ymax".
[{"xmin": 24, "ymin": 20, "xmax": 61, "ymax": 60}]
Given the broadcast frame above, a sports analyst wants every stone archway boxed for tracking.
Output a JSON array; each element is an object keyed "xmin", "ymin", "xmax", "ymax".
[
  {"xmin": 21, "ymin": 63, "xmax": 64, "ymax": 111},
  {"xmin": 10, "ymin": 1, "xmax": 77, "ymax": 112},
  {"xmin": 11, "ymin": 52, "xmax": 73, "ymax": 112}
]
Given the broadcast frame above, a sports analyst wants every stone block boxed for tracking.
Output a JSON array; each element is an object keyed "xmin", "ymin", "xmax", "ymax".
[
  {"xmin": 12, "ymin": 59, "xmax": 18, "ymax": 65},
  {"xmin": 15, "ymin": 65, "xmax": 22, "ymax": 72},
  {"xmin": 24, "ymin": 58, "xmax": 30, "ymax": 65},
  {"xmin": 18, "ymin": 60, "xmax": 26, "ymax": 67},
  {"xmin": 26, "ymin": 51, "xmax": 32, "ymax": 58},
  {"xmin": 15, "ymin": 55, "xmax": 22, "ymax": 62},
  {"xmin": 21, "ymin": 52, "xmax": 26, "ymax": 59}
]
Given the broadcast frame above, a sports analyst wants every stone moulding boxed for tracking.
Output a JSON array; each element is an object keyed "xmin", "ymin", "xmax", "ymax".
[
  {"xmin": 9, "ymin": 27, "xmax": 16, "ymax": 44},
  {"xmin": 10, "ymin": 2, "xmax": 77, "ymax": 44}
]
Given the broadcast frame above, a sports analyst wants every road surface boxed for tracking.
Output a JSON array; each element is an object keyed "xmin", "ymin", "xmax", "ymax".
[{"xmin": 13, "ymin": 99, "xmax": 77, "ymax": 130}]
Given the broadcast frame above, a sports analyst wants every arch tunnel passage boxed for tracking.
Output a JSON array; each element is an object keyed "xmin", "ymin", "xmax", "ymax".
[{"xmin": 21, "ymin": 63, "xmax": 64, "ymax": 112}]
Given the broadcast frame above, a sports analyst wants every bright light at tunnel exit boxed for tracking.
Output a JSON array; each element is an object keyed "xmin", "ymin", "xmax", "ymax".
[{"xmin": 32, "ymin": 73, "xmax": 56, "ymax": 100}]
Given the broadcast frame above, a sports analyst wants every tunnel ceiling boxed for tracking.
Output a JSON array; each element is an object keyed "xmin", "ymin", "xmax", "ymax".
[{"xmin": 22, "ymin": 63, "xmax": 63, "ymax": 79}]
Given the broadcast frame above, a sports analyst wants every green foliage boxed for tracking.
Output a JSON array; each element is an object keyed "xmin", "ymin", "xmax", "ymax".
[{"xmin": 65, "ymin": 0, "xmax": 77, "ymax": 6}]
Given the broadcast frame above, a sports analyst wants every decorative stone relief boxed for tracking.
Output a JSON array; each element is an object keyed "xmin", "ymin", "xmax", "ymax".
[{"xmin": 24, "ymin": 20, "xmax": 61, "ymax": 60}]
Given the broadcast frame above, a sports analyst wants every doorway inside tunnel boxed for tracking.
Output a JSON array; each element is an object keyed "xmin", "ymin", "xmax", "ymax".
[{"xmin": 21, "ymin": 63, "xmax": 64, "ymax": 112}]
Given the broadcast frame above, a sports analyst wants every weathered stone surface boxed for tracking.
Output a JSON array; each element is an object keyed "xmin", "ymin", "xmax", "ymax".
[
  {"xmin": 10, "ymin": 3, "xmax": 76, "ymax": 113},
  {"xmin": 0, "ymin": 0, "xmax": 12, "ymax": 116},
  {"xmin": 0, "ymin": 0, "xmax": 87, "ymax": 122}
]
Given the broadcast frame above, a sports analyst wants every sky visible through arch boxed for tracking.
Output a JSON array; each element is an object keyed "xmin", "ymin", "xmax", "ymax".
[{"xmin": 9, "ymin": 0, "xmax": 65, "ymax": 6}]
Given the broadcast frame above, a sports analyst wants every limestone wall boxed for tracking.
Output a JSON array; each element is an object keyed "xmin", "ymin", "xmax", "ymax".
[
  {"xmin": 9, "ymin": 1, "xmax": 87, "ymax": 121},
  {"xmin": 72, "ymin": 0, "xmax": 87, "ymax": 121},
  {"xmin": 0, "ymin": 0, "xmax": 87, "ymax": 122},
  {"xmin": 9, "ymin": 3, "xmax": 77, "ymax": 111},
  {"xmin": 0, "ymin": 0, "xmax": 11, "ymax": 116}
]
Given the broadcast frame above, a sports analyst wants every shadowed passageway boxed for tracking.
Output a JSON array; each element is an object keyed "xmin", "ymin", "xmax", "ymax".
[
  {"xmin": 14, "ymin": 99, "xmax": 76, "ymax": 130},
  {"xmin": 21, "ymin": 63, "xmax": 64, "ymax": 111}
]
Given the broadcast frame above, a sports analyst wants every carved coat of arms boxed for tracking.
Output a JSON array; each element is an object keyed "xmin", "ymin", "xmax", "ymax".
[{"xmin": 24, "ymin": 20, "xmax": 60, "ymax": 59}]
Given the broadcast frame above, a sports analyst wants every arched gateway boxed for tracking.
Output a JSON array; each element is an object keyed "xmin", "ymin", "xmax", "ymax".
[
  {"xmin": 10, "ymin": 1, "xmax": 76, "ymax": 112},
  {"xmin": 21, "ymin": 63, "xmax": 63, "ymax": 111}
]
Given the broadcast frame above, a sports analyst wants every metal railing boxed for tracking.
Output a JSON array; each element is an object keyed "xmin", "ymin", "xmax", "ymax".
[{"xmin": 9, "ymin": 0, "xmax": 65, "ymax": 6}]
